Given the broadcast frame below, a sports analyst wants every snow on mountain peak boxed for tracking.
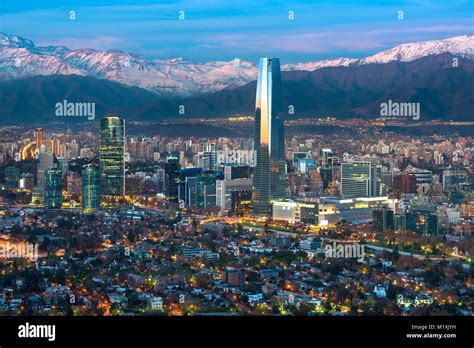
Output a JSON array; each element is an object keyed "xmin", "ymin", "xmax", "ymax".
[
  {"xmin": 0, "ymin": 33, "xmax": 35, "ymax": 48},
  {"xmin": 359, "ymin": 35, "xmax": 474, "ymax": 64},
  {"xmin": 0, "ymin": 32, "xmax": 472, "ymax": 97},
  {"xmin": 283, "ymin": 57, "xmax": 359, "ymax": 71}
]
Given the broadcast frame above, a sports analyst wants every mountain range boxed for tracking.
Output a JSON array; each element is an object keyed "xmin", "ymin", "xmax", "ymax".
[
  {"xmin": 1, "ymin": 33, "xmax": 473, "ymax": 98},
  {"xmin": 0, "ymin": 33, "xmax": 473, "ymax": 124}
]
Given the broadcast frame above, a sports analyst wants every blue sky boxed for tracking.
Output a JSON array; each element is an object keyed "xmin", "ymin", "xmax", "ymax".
[{"xmin": 1, "ymin": 0, "xmax": 473, "ymax": 62}]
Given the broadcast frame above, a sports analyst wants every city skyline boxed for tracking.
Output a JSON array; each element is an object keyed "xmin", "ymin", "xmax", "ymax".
[
  {"xmin": 1, "ymin": 117, "xmax": 472, "ymax": 313},
  {"xmin": 0, "ymin": 2, "xmax": 472, "ymax": 343}
]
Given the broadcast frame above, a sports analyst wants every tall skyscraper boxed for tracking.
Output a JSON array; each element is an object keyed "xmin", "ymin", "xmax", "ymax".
[
  {"xmin": 340, "ymin": 160, "xmax": 378, "ymax": 198},
  {"xmin": 165, "ymin": 154, "xmax": 181, "ymax": 202},
  {"xmin": 44, "ymin": 168, "xmax": 62, "ymax": 208},
  {"xmin": 35, "ymin": 128, "xmax": 43, "ymax": 150},
  {"xmin": 82, "ymin": 166, "xmax": 100, "ymax": 210},
  {"xmin": 442, "ymin": 167, "xmax": 468, "ymax": 191},
  {"xmin": 253, "ymin": 57, "xmax": 285, "ymax": 216},
  {"xmin": 52, "ymin": 139, "xmax": 61, "ymax": 157},
  {"xmin": 197, "ymin": 171, "xmax": 217, "ymax": 209},
  {"xmin": 37, "ymin": 152, "xmax": 55, "ymax": 190},
  {"xmin": 100, "ymin": 116, "xmax": 125, "ymax": 197},
  {"xmin": 373, "ymin": 206, "xmax": 394, "ymax": 232},
  {"xmin": 184, "ymin": 176, "xmax": 199, "ymax": 207},
  {"xmin": 203, "ymin": 143, "xmax": 218, "ymax": 172}
]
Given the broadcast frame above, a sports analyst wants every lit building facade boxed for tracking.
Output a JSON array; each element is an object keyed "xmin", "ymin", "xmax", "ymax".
[
  {"xmin": 197, "ymin": 171, "xmax": 217, "ymax": 209},
  {"xmin": 37, "ymin": 152, "xmax": 54, "ymax": 191},
  {"xmin": 217, "ymin": 178, "xmax": 253, "ymax": 214},
  {"xmin": 253, "ymin": 57, "xmax": 285, "ymax": 216},
  {"xmin": 35, "ymin": 128, "xmax": 43, "ymax": 150},
  {"xmin": 100, "ymin": 116, "xmax": 125, "ymax": 197},
  {"xmin": 203, "ymin": 143, "xmax": 218, "ymax": 172},
  {"xmin": 165, "ymin": 154, "xmax": 181, "ymax": 203},
  {"xmin": 272, "ymin": 200, "xmax": 318, "ymax": 224},
  {"xmin": 82, "ymin": 166, "xmax": 100, "ymax": 210},
  {"xmin": 44, "ymin": 168, "xmax": 62, "ymax": 208},
  {"xmin": 340, "ymin": 160, "xmax": 378, "ymax": 198}
]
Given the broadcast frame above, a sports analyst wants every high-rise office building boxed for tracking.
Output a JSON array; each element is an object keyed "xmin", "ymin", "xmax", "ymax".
[
  {"xmin": 218, "ymin": 178, "xmax": 253, "ymax": 215},
  {"xmin": 57, "ymin": 158, "xmax": 69, "ymax": 177},
  {"xmin": 69, "ymin": 140, "xmax": 79, "ymax": 159},
  {"xmin": 44, "ymin": 168, "xmax": 62, "ymax": 208},
  {"xmin": 37, "ymin": 152, "xmax": 55, "ymax": 190},
  {"xmin": 393, "ymin": 173, "xmax": 417, "ymax": 196},
  {"xmin": 179, "ymin": 167, "xmax": 202, "ymax": 203},
  {"xmin": 165, "ymin": 154, "xmax": 181, "ymax": 202},
  {"xmin": 373, "ymin": 206, "xmax": 394, "ymax": 232},
  {"xmin": 82, "ymin": 166, "xmax": 100, "ymax": 210},
  {"xmin": 52, "ymin": 139, "xmax": 61, "ymax": 157},
  {"xmin": 340, "ymin": 160, "xmax": 378, "ymax": 198},
  {"xmin": 203, "ymin": 143, "xmax": 218, "ymax": 172},
  {"xmin": 35, "ymin": 128, "xmax": 43, "ymax": 150},
  {"xmin": 442, "ymin": 167, "xmax": 468, "ymax": 191},
  {"xmin": 100, "ymin": 116, "xmax": 125, "ymax": 197},
  {"xmin": 197, "ymin": 171, "xmax": 217, "ymax": 209},
  {"xmin": 405, "ymin": 210, "xmax": 439, "ymax": 236},
  {"xmin": 184, "ymin": 176, "xmax": 199, "ymax": 207},
  {"xmin": 253, "ymin": 57, "xmax": 285, "ymax": 216}
]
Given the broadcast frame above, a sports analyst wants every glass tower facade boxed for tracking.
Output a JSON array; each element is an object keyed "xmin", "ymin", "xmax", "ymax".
[
  {"xmin": 340, "ymin": 161, "xmax": 378, "ymax": 198},
  {"xmin": 197, "ymin": 171, "xmax": 216, "ymax": 209},
  {"xmin": 82, "ymin": 166, "xmax": 100, "ymax": 210},
  {"xmin": 253, "ymin": 57, "xmax": 285, "ymax": 216},
  {"xmin": 165, "ymin": 155, "xmax": 181, "ymax": 202},
  {"xmin": 100, "ymin": 116, "xmax": 125, "ymax": 197},
  {"xmin": 44, "ymin": 168, "xmax": 62, "ymax": 208},
  {"xmin": 203, "ymin": 143, "xmax": 218, "ymax": 172}
]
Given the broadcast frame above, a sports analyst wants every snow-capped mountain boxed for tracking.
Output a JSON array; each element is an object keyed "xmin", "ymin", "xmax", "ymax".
[
  {"xmin": 282, "ymin": 57, "xmax": 359, "ymax": 71},
  {"xmin": 0, "ymin": 33, "xmax": 258, "ymax": 97},
  {"xmin": 358, "ymin": 35, "xmax": 474, "ymax": 65},
  {"xmin": 0, "ymin": 34, "xmax": 84, "ymax": 78},
  {"xmin": 0, "ymin": 33, "xmax": 472, "ymax": 97}
]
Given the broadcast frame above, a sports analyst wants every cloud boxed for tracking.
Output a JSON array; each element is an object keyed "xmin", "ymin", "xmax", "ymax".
[
  {"xmin": 36, "ymin": 36, "xmax": 124, "ymax": 50},
  {"xmin": 1, "ymin": 0, "xmax": 472, "ymax": 62}
]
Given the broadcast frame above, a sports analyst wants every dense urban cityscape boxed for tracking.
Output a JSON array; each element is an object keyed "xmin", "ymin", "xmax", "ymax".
[{"xmin": 0, "ymin": 57, "xmax": 472, "ymax": 318}]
